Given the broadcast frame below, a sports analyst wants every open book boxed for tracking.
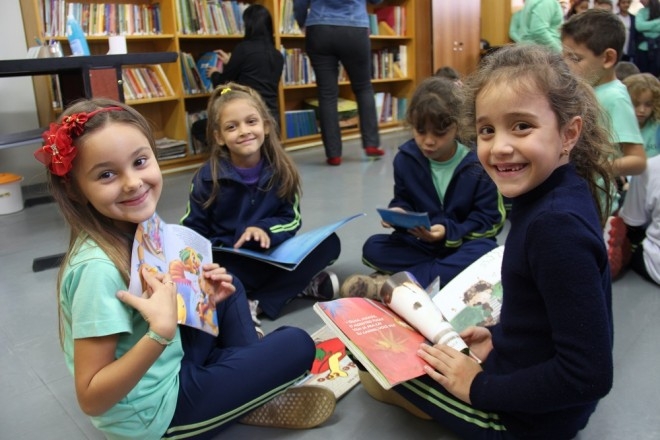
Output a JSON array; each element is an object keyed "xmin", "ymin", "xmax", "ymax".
[
  {"xmin": 128, "ymin": 213, "xmax": 219, "ymax": 336},
  {"xmin": 431, "ymin": 245, "xmax": 504, "ymax": 332},
  {"xmin": 377, "ymin": 208, "xmax": 431, "ymax": 230},
  {"xmin": 295, "ymin": 325, "xmax": 361, "ymax": 399},
  {"xmin": 314, "ymin": 246, "xmax": 504, "ymax": 390},
  {"xmin": 213, "ymin": 213, "xmax": 364, "ymax": 271}
]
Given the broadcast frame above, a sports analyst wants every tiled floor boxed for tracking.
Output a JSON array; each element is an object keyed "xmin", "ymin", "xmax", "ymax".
[{"xmin": 1, "ymin": 130, "xmax": 658, "ymax": 439}]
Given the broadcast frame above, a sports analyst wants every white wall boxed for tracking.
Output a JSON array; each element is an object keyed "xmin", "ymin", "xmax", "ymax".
[{"xmin": 0, "ymin": 1, "xmax": 44, "ymax": 186}]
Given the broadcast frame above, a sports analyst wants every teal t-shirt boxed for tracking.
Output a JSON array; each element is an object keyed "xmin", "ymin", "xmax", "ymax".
[
  {"xmin": 641, "ymin": 119, "xmax": 659, "ymax": 158},
  {"xmin": 429, "ymin": 141, "xmax": 470, "ymax": 203},
  {"xmin": 60, "ymin": 238, "xmax": 182, "ymax": 440},
  {"xmin": 594, "ymin": 80, "xmax": 644, "ymax": 146},
  {"xmin": 520, "ymin": 0, "xmax": 563, "ymax": 52}
]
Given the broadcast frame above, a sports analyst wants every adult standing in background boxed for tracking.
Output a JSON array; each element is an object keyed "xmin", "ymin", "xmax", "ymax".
[
  {"xmin": 509, "ymin": 5, "xmax": 525, "ymax": 43},
  {"xmin": 635, "ymin": 0, "xmax": 660, "ymax": 77},
  {"xmin": 617, "ymin": 0, "xmax": 637, "ymax": 62},
  {"xmin": 519, "ymin": 0, "xmax": 564, "ymax": 52},
  {"xmin": 294, "ymin": 0, "xmax": 386, "ymax": 166},
  {"xmin": 206, "ymin": 4, "xmax": 284, "ymax": 127}
]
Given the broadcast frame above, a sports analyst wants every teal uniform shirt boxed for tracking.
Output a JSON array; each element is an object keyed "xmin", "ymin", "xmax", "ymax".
[{"xmin": 60, "ymin": 239, "xmax": 182, "ymax": 440}]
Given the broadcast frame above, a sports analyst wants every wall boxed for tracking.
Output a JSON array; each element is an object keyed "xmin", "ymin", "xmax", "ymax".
[{"xmin": 0, "ymin": 2, "xmax": 45, "ymax": 186}]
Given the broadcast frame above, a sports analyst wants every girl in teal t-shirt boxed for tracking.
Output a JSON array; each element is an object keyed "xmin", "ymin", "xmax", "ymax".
[
  {"xmin": 623, "ymin": 72, "xmax": 660, "ymax": 158},
  {"xmin": 35, "ymin": 98, "xmax": 334, "ymax": 439}
]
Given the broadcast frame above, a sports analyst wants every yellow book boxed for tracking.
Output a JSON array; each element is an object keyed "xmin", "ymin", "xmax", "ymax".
[{"xmin": 378, "ymin": 21, "xmax": 397, "ymax": 36}]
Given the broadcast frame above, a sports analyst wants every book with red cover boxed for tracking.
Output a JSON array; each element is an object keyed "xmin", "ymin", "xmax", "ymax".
[{"xmin": 313, "ymin": 297, "xmax": 428, "ymax": 390}]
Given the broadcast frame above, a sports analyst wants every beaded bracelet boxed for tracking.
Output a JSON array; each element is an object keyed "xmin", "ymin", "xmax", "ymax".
[{"xmin": 146, "ymin": 329, "xmax": 173, "ymax": 346}]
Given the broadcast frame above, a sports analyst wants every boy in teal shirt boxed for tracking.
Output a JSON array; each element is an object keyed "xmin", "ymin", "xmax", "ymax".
[
  {"xmin": 562, "ymin": 9, "xmax": 646, "ymax": 180},
  {"xmin": 562, "ymin": 9, "xmax": 647, "ymax": 277}
]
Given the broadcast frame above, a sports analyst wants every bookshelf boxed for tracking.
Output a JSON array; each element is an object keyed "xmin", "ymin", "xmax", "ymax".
[
  {"xmin": 276, "ymin": 0, "xmax": 417, "ymax": 147},
  {"xmin": 20, "ymin": 0, "xmax": 420, "ymax": 171}
]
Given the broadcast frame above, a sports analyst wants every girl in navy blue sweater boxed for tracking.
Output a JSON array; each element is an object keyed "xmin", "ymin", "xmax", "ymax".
[
  {"xmin": 181, "ymin": 83, "xmax": 341, "ymax": 321},
  {"xmin": 342, "ymin": 76, "xmax": 505, "ymax": 297},
  {"xmin": 360, "ymin": 45, "xmax": 616, "ymax": 439}
]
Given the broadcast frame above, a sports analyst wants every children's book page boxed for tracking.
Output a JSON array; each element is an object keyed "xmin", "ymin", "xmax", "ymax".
[
  {"xmin": 128, "ymin": 213, "xmax": 218, "ymax": 336},
  {"xmin": 314, "ymin": 297, "xmax": 428, "ymax": 390},
  {"xmin": 296, "ymin": 325, "xmax": 360, "ymax": 399},
  {"xmin": 432, "ymin": 245, "xmax": 504, "ymax": 333}
]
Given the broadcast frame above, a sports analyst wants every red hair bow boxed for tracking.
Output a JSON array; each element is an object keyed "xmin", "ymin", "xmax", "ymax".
[{"xmin": 34, "ymin": 106, "xmax": 122, "ymax": 177}]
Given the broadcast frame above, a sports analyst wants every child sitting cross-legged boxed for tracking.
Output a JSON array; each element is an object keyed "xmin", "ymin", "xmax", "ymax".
[{"xmin": 340, "ymin": 76, "xmax": 506, "ymax": 298}]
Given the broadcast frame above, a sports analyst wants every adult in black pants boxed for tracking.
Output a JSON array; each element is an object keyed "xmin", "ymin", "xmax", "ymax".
[{"xmin": 294, "ymin": 0, "xmax": 385, "ymax": 166}]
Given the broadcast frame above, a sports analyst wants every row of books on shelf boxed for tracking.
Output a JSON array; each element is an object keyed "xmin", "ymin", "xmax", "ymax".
[
  {"xmin": 284, "ymin": 109, "xmax": 318, "ymax": 139},
  {"xmin": 41, "ymin": 1, "xmax": 162, "ymax": 37},
  {"xmin": 176, "ymin": 0, "xmax": 248, "ymax": 35},
  {"xmin": 39, "ymin": 1, "xmax": 408, "ymax": 39},
  {"xmin": 368, "ymin": 6, "xmax": 407, "ymax": 37},
  {"xmin": 180, "ymin": 52, "xmax": 215, "ymax": 95},
  {"xmin": 281, "ymin": 47, "xmax": 315, "ymax": 86},
  {"xmin": 375, "ymin": 92, "xmax": 408, "ymax": 124},
  {"xmin": 372, "ymin": 46, "xmax": 408, "ymax": 80},
  {"xmin": 278, "ymin": 0, "xmax": 302, "ymax": 35},
  {"xmin": 281, "ymin": 46, "xmax": 407, "ymax": 86},
  {"xmin": 121, "ymin": 65, "xmax": 174, "ymax": 101}
]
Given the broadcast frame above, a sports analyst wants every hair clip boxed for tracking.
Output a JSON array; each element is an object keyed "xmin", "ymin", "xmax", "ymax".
[
  {"xmin": 221, "ymin": 87, "xmax": 231, "ymax": 95},
  {"xmin": 34, "ymin": 106, "xmax": 123, "ymax": 177}
]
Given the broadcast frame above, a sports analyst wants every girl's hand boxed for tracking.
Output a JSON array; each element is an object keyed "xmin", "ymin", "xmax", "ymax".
[
  {"xmin": 417, "ymin": 343, "xmax": 482, "ymax": 404},
  {"xmin": 199, "ymin": 263, "xmax": 236, "ymax": 305},
  {"xmin": 410, "ymin": 224, "xmax": 446, "ymax": 242},
  {"xmin": 234, "ymin": 226, "xmax": 270, "ymax": 249},
  {"xmin": 460, "ymin": 326, "xmax": 493, "ymax": 362},
  {"xmin": 116, "ymin": 267, "xmax": 178, "ymax": 339}
]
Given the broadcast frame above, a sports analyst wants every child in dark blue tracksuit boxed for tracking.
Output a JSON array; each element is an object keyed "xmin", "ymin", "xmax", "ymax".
[
  {"xmin": 181, "ymin": 83, "xmax": 340, "ymax": 321},
  {"xmin": 341, "ymin": 77, "xmax": 505, "ymax": 297}
]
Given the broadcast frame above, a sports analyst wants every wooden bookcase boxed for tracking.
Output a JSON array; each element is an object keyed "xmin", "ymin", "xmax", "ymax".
[{"xmin": 20, "ymin": 0, "xmax": 419, "ymax": 172}]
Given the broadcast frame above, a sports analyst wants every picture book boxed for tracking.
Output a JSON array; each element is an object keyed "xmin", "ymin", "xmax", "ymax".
[
  {"xmin": 431, "ymin": 245, "xmax": 504, "ymax": 333},
  {"xmin": 376, "ymin": 208, "xmax": 431, "ymax": 230},
  {"xmin": 313, "ymin": 247, "xmax": 505, "ymax": 390},
  {"xmin": 196, "ymin": 51, "xmax": 223, "ymax": 92},
  {"xmin": 128, "ymin": 213, "xmax": 219, "ymax": 336},
  {"xmin": 296, "ymin": 325, "xmax": 361, "ymax": 399},
  {"xmin": 213, "ymin": 213, "xmax": 365, "ymax": 271},
  {"xmin": 313, "ymin": 296, "xmax": 429, "ymax": 390}
]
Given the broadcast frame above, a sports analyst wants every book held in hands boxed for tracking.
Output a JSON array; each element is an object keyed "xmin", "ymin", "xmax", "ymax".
[
  {"xmin": 128, "ymin": 213, "xmax": 219, "ymax": 336},
  {"xmin": 314, "ymin": 246, "xmax": 504, "ymax": 389}
]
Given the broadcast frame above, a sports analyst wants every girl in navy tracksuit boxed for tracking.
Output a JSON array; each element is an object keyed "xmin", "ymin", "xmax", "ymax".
[
  {"xmin": 361, "ymin": 45, "xmax": 615, "ymax": 440},
  {"xmin": 181, "ymin": 83, "xmax": 340, "ymax": 320},
  {"xmin": 357, "ymin": 76, "xmax": 505, "ymax": 291}
]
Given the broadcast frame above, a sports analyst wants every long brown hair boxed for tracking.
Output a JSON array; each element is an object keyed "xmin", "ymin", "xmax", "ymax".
[
  {"xmin": 199, "ymin": 82, "xmax": 301, "ymax": 209},
  {"xmin": 461, "ymin": 44, "xmax": 615, "ymax": 223},
  {"xmin": 41, "ymin": 98, "xmax": 157, "ymax": 343}
]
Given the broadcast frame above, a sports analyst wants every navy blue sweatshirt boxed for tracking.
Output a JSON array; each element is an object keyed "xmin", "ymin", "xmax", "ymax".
[
  {"xmin": 471, "ymin": 164, "xmax": 614, "ymax": 439},
  {"xmin": 390, "ymin": 139, "xmax": 505, "ymax": 248},
  {"xmin": 181, "ymin": 158, "xmax": 300, "ymax": 250}
]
